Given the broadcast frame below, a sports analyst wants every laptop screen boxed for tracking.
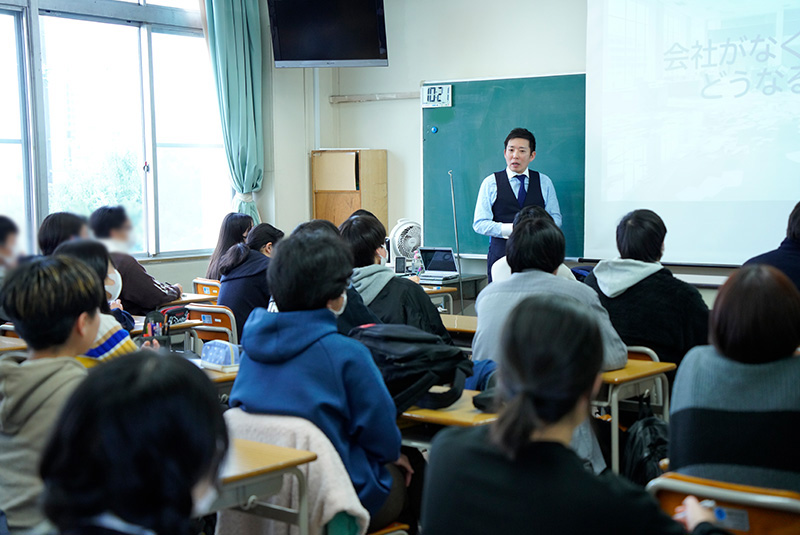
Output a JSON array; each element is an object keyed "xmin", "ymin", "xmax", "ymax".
[{"xmin": 420, "ymin": 248, "xmax": 458, "ymax": 272}]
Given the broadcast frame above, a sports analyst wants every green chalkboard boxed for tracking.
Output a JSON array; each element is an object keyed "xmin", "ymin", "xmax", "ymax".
[{"xmin": 422, "ymin": 74, "xmax": 585, "ymax": 259}]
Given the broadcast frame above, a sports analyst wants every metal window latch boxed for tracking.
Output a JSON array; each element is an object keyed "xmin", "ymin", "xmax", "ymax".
[{"xmin": 142, "ymin": 161, "xmax": 150, "ymax": 172}]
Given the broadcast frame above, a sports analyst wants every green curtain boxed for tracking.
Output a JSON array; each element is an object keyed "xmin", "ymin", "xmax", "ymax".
[{"xmin": 202, "ymin": 0, "xmax": 264, "ymax": 223}]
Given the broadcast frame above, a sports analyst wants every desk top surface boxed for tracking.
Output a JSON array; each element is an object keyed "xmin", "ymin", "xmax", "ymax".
[
  {"xmin": 130, "ymin": 318, "xmax": 203, "ymax": 336},
  {"xmin": 221, "ymin": 438, "xmax": 317, "ymax": 484},
  {"xmin": 601, "ymin": 359, "xmax": 676, "ymax": 385},
  {"xmin": 0, "ymin": 336, "xmax": 27, "ymax": 353},
  {"xmin": 164, "ymin": 293, "xmax": 218, "ymax": 306},
  {"xmin": 440, "ymin": 314, "xmax": 478, "ymax": 334},
  {"xmin": 203, "ymin": 367, "xmax": 238, "ymax": 384},
  {"xmin": 422, "ymin": 286, "xmax": 458, "ymax": 295},
  {"xmin": 401, "ymin": 389, "xmax": 497, "ymax": 427}
]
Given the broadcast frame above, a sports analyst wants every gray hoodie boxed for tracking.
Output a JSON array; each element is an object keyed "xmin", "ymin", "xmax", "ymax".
[
  {"xmin": 350, "ymin": 264, "xmax": 395, "ymax": 306},
  {"xmin": 592, "ymin": 258, "xmax": 663, "ymax": 298},
  {"xmin": 0, "ymin": 353, "xmax": 86, "ymax": 532}
]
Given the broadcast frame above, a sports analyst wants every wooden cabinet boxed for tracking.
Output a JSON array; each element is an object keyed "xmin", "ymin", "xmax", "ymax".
[{"xmin": 311, "ymin": 149, "xmax": 388, "ymax": 230}]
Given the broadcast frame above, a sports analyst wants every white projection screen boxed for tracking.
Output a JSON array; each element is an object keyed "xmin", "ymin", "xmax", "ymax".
[{"xmin": 586, "ymin": 0, "xmax": 800, "ymax": 265}]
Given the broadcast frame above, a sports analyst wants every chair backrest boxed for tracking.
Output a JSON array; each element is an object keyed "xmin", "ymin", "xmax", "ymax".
[
  {"xmin": 186, "ymin": 304, "xmax": 238, "ymax": 345},
  {"xmin": 627, "ymin": 346, "xmax": 660, "ymax": 362},
  {"xmin": 646, "ymin": 472, "xmax": 800, "ymax": 534},
  {"xmin": 219, "ymin": 409, "xmax": 369, "ymax": 535},
  {"xmin": 192, "ymin": 278, "xmax": 220, "ymax": 304}
]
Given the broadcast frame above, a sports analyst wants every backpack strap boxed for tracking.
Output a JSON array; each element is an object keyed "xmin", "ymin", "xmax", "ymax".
[
  {"xmin": 415, "ymin": 363, "xmax": 469, "ymax": 411},
  {"xmin": 391, "ymin": 369, "xmax": 442, "ymax": 416}
]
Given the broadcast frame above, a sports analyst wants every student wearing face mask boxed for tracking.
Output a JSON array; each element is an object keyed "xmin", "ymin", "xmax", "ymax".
[
  {"xmin": 339, "ymin": 214, "xmax": 452, "ymax": 343},
  {"xmin": 40, "ymin": 351, "xmax": 229, "ymax": 535},
  {"xmin": 53, "ymin": 240, "xmax": 138, "ymax": 365},
  {"xmin": 89, "ymin": 206, "xmax": 181, "ymax": 315},
  {"xmin": 230, "ymin": 232, "xmax": 421, "ymax": 532}
]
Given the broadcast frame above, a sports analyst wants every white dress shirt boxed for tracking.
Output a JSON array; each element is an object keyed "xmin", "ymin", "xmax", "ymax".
[{"xmin": 472, "ymin": 167, "xmax": 562, "ymax": 239}]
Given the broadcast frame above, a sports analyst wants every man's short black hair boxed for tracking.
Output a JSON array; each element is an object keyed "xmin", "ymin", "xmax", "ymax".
[
  {"xmin": 89, "ymin": 206, "xmax": 129, "ymax": 239},
  {"xmin": 504, "ymin": 128, "xmax": 536, "ymax": 152},
  {"xmin": 268, "ymin": 233, "xmax": 353, "ymax": 312},
  {"xmin": 1, "ymin": 256, "xmax": 104, "ymax": 350},
  {"xmin": 38, "ymin": 212, "xmax": 88, "ymax": 256},
  {"xmin": 338, "ymin": 215, "xmax": 387, "ymax": 268},
  {"xmin": 507, "ymin": 218, "xmax": 565, "ymax": 274},
  {"xmin": 293, "ymin": 219, "xmax": 341, "ymax": 238},
  {"xmin": 616, "ymin": 209, "xmax": 667, "ymax": 263},
  {"xmin": 0, "ymin": 216, "xmax": 19, "ymax": 246},
  {"xmin": 513, "ymin": 205, "xmax": 553, "ymax": 227},
  {"xmin": 787, "ymin": 202, "xmax": 800, "ymax": 242}
]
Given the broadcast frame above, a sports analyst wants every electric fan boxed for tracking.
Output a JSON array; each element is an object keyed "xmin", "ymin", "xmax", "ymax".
[{"xmin": 388, "ymin": 219, "xmax": 422, "ymax": 259}]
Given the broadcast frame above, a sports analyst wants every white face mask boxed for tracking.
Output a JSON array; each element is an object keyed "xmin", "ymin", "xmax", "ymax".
[
  {"xmin": 330, "ymin": 291, "xmax": 348, "ymax": 317},
  {"xmin": 192, "ymin": 486, "xmax": 219, "ymax": 517},
  {"xmin": 105, "ymin": 269, "xmax": 123, "ymax": 302}
]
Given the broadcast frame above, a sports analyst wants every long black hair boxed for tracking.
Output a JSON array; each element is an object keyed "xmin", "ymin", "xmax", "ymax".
[
  {"xmin": 40, "ymin": 352, "xmax": 229, "ymax": 535},
  {"xmin": 206, "ymin": 213, "xmax": 253, "ymax": 280},
  {"xmin": 492, "ymin": 295, "xmax": 604, "ymax": 459},
  {"xmin": 218, "ymin": 223, "xmax": 284, "ymax": 277},
  {"xmin": 38, "ymin": 212, "xmax": 87, "ymax": 255},
  {"xmin": 54, "ymin": 239, "xmax": 116, "ymax": 314}
]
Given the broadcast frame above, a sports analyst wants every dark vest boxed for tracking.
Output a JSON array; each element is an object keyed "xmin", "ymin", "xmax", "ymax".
[{"xmin": 487, "ymin": 171, "xmax": 545, "ymax": 277}]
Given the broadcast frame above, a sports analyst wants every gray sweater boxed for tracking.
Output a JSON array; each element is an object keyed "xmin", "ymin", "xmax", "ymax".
[
  {"xmin": 473, "ymin": 269, "xmax": 628, "ymax": 371},
  {"xmin": 670, "ymin": 345, "xmax": 800, "ymax": 492}
]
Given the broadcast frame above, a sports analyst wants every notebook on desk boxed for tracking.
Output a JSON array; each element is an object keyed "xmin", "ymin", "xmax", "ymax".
[{"xmin": 419, "ymin": 247, "xmax": 459, "ymax": 284}]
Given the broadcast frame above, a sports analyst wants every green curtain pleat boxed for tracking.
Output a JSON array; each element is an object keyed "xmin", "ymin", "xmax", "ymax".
[{"xmin": 203, "ymin": 0, "xmax": 264, "ymax": 223}]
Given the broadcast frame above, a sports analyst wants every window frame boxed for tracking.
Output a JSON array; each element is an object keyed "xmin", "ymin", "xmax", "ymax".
[{"xmin": 3, "ymin": 0, "xmax": 228, "ymax": 259}]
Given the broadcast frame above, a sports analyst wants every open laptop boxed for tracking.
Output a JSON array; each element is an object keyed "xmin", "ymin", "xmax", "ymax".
[{"xmin": 419, "ymin": 247, "xmax": 459, "ymax": 283}]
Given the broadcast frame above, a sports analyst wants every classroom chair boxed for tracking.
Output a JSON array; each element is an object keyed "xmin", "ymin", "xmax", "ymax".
[
  {"xmin": 186, "ymin": 304, "xmax": 238, "ymax": 350},
  {"xmin": 626, "ymin": 345, "xmax": 664, "ymax": 407},
  {"xmin": 647, "ymin": 472, "xmax": 800, "ymax": 535},
  {"xmin": 220, "ymin": 409, "xmax": 409, "ymax": 535},
  {"xmin": 192, "ymin": 278, "xmax": 220, "ymax": 304}
]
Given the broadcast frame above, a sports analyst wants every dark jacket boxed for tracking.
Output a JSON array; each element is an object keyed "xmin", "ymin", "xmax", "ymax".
[
  {"xmin": 217, "ymin": 249, "xmax": 271, "ymax": 338},
  {"xmin": 338, "ymin": 286, "xmax": 382, "ymax": 335},
  {"xmin": 423, "ymin": 425, "xmax": 730, "ymax": 535},
  {"xmin": 229, "ymin": 308, "xmax": 401, "ymax": 515},
  {"xmin": 351, "ymin": 265, "xmax": 452, "ymax": 344},
  {"xmin": 111, "ymin": 253, "xmax": 181, "ymax": 316},
  {"xmin": 745, "ymin": 238, "xmax": 800, "ymax": 290},
  {"xmin": 584, "ymin": 261, "xmax": 708, "ymax": 371}
]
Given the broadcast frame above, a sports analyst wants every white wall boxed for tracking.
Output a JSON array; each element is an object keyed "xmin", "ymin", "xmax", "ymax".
[{"xmin": 333, "ymin": 0, "xmax": 588, "ymax": 227}]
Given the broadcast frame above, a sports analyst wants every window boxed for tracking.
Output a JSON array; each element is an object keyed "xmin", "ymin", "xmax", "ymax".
[
  {"xmin": 151, "ymin": 31, "xmax": 231, "ymax": 252},
  {"xmin": 0, "ymin": 1, "xmax": 230, "ymax": 256},
  {"xmin": 0, "ymin": 12, "xmax": 28, "ymax": 247},
  {"xmin": 41, "ymin": 16, "xmax": 148, "ymax": 252}
]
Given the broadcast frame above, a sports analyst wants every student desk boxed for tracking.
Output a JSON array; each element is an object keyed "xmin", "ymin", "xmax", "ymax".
[
  {"xmin": 399, "ymin": 389, "xmax": 496, "ymax": 449},
  {"xmin": 0, "ymin": 336, "xmax": 26, "ymax": 353},
  {"xmin": 203, "ymin": 367, "xmax": 238, "ymax": 399},
  {"xmin": 439, "ymin": 313, "xmax": 477, "ymax": 350},
  {"xmin": 161, "ymin": 293, "xmax": 218, "ymax": 308},
  {"xmin": 422, "ymin": 286, "xmax": 458, "ymax": 314},
  {"xmin": 130, "ymin": 317, "xmax": 203, "ymax": 351},
  {"xmin": 212, "ymin": 438, "xmax": 317, "ymax": 535},
  {"xmin": 594, "ymin": 359, "xmax": 677, "ymax": 474}
]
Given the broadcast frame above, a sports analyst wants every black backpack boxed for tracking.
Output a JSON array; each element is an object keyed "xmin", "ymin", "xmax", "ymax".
[
  {"xmin": 349, "ymin": 324, "xmax": 473, "ymax": 416},
  {"xmin": 623, "ymin": 396, "xmax": 669, "ymax": 486}
]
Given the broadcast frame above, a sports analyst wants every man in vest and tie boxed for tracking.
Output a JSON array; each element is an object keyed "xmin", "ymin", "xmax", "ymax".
[{"xmin": 473, "ymin": 127, "xmax": 562, "ymax": 281}]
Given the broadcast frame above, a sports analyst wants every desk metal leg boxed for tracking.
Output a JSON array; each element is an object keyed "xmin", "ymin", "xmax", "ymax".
[
  {"xmin": 657, "ymin": 374, "xmax": 670, "ymax": 422},
  {"xmin": 291, "ymin": 467, "xmax": 309, "ymax": 535},
  {"xmin": 610, "ymin": 386, "xmax": 621, "ymax": 474}
]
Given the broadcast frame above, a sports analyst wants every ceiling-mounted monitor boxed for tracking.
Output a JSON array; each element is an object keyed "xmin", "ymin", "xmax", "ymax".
[{"xmin": 266, "ymin": 0, "xmax": 388, "ymax": 68}]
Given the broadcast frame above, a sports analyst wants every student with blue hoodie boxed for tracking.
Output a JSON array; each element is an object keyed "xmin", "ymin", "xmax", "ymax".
[
  {"xmin": 217, "ymin": 223, "xmax": 284, "ymax": 336},
  {"xmin": 229, "ymin": 232, "xmax": 419, "ymax": 532}
]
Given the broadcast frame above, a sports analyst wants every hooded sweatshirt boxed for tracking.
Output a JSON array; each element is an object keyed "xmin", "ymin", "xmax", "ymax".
[
  {"xmin": 0, "ymin": 353, "xmax": 87, "ymax": 532},
  {"xmin": 229, "ymin": 308, "xmax": 401, "ymax": 516},
  {"xmin": 351, "ymin": 265, "xmax": 452, "ymax": 344},
  {"xmin": 217, "ymin": 249, "xmax": 272, "ymax": 338},
  {"xmin": 585, "ymin": 259, "xmax": 709, "ymax": 370}
]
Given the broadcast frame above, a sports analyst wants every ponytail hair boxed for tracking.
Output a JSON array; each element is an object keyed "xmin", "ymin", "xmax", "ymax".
[
  {"xmin": 491, "ymin": 295, "xmax": 604, "ymax": 459},
  {"xmin": 218, "ymin": 223, "xmax": 284, "ymax": 277}
]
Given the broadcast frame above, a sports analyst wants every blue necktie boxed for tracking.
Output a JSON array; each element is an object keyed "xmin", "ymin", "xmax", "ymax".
[{"xmin": 514, "ymin": 175, "xmax": 527, "ymax": 207}]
